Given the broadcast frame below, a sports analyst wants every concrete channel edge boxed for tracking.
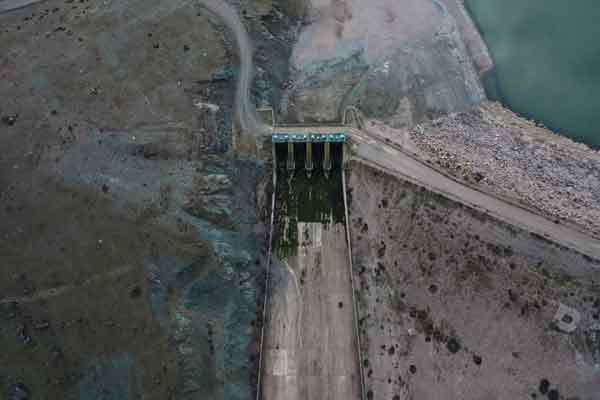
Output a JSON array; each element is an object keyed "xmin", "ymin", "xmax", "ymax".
[{"xmin": 342, "ymin": 167, "xmax": 367, "ymax": 400}]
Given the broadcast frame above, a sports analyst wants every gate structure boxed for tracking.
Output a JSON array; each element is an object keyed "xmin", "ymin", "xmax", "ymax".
[{"xmin": 271, "ymin": 131, "xmax": 347, "ymax": 174}]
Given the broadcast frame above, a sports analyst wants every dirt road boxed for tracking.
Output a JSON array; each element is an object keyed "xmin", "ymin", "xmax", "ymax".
[
  {"xmin": 196, "ymin": 0, "xmax": 261, "ymax": 134},
  {"xmin": 0, "ymin": 0, "xmax": 261, "ymax": 134}
]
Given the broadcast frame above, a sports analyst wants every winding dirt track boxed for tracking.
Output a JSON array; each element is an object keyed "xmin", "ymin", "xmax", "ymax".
[
  {"xmin": 196, "ymin": 0, "xmax": 261, "ymax": 134},
  {"xmin": 1, "ymin": 0, "xmax": 261, "ymax": 134}
]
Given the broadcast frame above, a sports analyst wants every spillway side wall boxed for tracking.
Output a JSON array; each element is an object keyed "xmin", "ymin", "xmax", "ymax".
[{"xmin": 342, "ymin": 166, "xmax": 366, "ymax": 400}]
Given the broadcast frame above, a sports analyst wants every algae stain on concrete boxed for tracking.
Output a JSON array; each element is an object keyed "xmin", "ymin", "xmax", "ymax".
[{"xmin": 274, "ymin": 169, "xmax": 345, "ymax": 259}]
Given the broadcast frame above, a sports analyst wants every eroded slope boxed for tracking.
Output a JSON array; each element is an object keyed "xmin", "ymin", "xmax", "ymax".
[{"xmin": 347, "ymin": 161, "xmax": 600, "ymax": 400}]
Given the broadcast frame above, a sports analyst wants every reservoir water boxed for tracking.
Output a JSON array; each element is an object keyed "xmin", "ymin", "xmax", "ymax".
[{"xmin": 465, "ymin": 0, "xmax": 600, "ymax": 147}]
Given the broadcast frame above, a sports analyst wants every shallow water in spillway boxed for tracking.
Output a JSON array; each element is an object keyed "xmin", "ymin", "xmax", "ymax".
[{"xmin": 274, "ymin": 168, "xmax": 345, "ymax": 259}]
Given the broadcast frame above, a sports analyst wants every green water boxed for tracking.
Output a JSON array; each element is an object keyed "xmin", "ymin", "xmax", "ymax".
[{"xmin": 466, "ymin": 0, "xmax": 600, "ymax": 147}]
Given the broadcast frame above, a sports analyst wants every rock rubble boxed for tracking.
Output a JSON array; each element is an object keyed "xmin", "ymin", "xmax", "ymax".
[{"xmin": 410, "ymin": 101, "xmax": 600, "ymax": 236}]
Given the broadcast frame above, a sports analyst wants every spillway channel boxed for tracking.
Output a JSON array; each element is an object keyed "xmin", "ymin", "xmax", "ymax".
[{"xmin": 257, "ymin": 138, "xmax": 364, "ymax": 400}]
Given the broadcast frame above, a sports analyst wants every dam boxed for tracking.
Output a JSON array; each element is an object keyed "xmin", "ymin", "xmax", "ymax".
[
  {"xmin": 257, "ymin": 131, "xmax": 364, "ymax": 400},
  {"xmin": 254, "ymin": 120, "xmax": 600, "ymax": 400}
]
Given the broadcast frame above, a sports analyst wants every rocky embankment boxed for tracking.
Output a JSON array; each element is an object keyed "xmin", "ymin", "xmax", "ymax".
[{"xmin": 410, "ymin": 101, "xmax": 600, "ymax": 236}]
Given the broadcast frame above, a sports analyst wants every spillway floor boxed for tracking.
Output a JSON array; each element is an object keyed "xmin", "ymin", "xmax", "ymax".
[{"xmin": 260, "ymin": 168, "xmax": 362, "ymax": 400}]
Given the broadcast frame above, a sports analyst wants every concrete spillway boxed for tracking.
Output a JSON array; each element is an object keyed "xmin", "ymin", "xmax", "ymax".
[{"xmin": 257, "ymin": 141, "xmax": 363, "ymax": 400}]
